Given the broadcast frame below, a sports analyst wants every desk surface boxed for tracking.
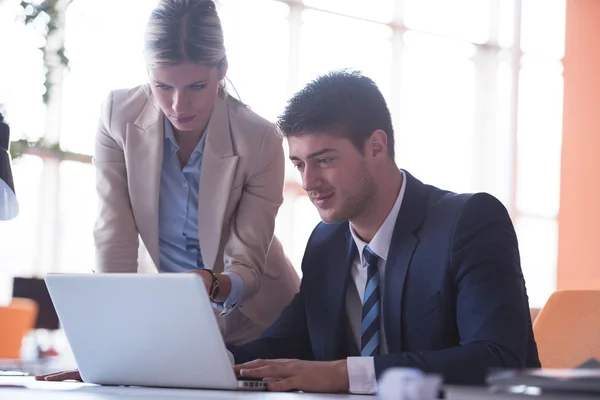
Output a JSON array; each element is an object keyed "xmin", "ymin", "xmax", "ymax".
[
  {"xmin": 1, "ymin": 376, "xmax": 599, "ymax": 399},
  {"xmin": 1, "ymin": 377, "xmax": 370, "ymax": 399}
]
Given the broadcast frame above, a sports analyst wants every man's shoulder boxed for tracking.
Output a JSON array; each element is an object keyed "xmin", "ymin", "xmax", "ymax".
[
  {"xmin": 401, "ymin": 171, "xmax": 512, "ymax": 236},
  {"xmin": 427, "ymin": 187, "xmax": 509, "ymax": 220},
  {"xmin": 416, "ymin": 183, "xmax": 513, "ymax": 248},
  {"xmin": 418, "ymin": 174, "xmax": 507, "ymax": 219}
]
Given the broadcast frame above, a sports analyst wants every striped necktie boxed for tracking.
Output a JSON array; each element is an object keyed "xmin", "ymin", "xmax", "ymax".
[{"xmin": 361, "ymin": 245, "xmax": 381, "ymax": 357}]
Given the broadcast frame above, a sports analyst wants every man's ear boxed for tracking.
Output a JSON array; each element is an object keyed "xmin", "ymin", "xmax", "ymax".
[{"xmin": 367, "ymin": 129, "xmax": 389, "ymax": 161}]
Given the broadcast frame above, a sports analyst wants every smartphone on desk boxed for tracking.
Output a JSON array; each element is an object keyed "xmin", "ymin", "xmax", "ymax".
[{"xmin": 0, "ymin": 370, "xmax": 28, "ymax": 376}]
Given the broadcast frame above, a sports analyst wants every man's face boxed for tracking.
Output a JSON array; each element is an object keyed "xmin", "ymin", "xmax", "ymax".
[{"xmin": 288, "ymin": 133, "xmax": 377, "ymax": 223}]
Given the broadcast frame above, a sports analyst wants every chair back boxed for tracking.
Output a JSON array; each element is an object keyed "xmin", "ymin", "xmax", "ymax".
[
  {"xmin": 0, "ymin": 297, "xmax": 38, "ymax": 359},
  {"xmin": 534, "ymin": 290, "xmax": 600, "ymax": 368}
]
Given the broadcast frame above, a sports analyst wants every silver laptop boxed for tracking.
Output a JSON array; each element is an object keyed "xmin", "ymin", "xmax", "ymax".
[{"xmin": 44, "ymin": 273, "xmax": 266, "ymax": 390}]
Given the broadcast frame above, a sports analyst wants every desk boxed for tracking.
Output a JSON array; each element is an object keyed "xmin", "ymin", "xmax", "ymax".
[
  {"xmin": 1, "ymin": 377, "xmax": 372, "ymax": 399},
  {"xmin": 1, "ymin": 377, "xmax": 599, "ymax": 399}
]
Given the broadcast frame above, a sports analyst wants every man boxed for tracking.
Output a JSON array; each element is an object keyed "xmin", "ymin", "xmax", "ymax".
[{"xmin": 229, "ymin": 70, "xmax": 540, "ymax": 394}]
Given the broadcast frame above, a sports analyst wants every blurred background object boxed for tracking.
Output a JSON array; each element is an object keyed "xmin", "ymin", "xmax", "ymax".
[
  {"xmin": 0, "ymin": 112, "xmax": 18, "ymax": 221},
  {"xmin": 11, "ymin": 277, "xmax": 61, "ymax": 359},
  {"xmin": 11, "ymin": 277, "xmax": 59, "ymax": 332},
  {"xmin": 0, "ymin": 298, "xmax": 37, "ymax": 359}
]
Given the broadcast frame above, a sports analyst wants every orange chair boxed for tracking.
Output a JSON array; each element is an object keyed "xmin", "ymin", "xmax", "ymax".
[
  {"xmin": 533, "ymin": 290, "xmax": 600, "ymax": 368},
  {"xmin": 0, "ymin": 297, "xmax": 38, "ymax": 359}
]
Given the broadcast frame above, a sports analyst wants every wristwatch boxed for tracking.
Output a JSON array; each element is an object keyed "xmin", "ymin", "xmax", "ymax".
[{"xmin": 204, "ymin": 269, "xmax": 220, "ymax": 301}]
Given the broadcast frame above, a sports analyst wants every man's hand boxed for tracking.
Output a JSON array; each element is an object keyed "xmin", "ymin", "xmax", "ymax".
[
  {"xmin": 234, "ymin": 359, "xmax": 349, "ymax": 393},
  {"xmin": 35, "ymin": 369, "xmax": 82, "ymax": 382}
]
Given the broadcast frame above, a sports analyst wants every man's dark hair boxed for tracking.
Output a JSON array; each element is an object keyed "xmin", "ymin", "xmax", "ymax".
[{"xmin": 277, "ymin": 70, "xmax": 395, "ymax": 158}]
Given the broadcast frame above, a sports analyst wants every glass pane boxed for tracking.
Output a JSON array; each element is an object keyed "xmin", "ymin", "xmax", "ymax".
[
  {"xmin": 516, "ymin": 144, "xmax": 561, "ymax": 218},
  {"xmin": 516, "ymin": 57, "xmax": 563, "ymax": 217},
  {"xmin": 518, "ymin": 57, "xmax": 564, "ymax": 147},
  {"xmin": 515, "ymin": 216, "xmax": 557, "ymax": 308},
  {"xmin": 404, "ymin": 0, "xmax": 491, "ymax": 43},
  {"xmin": 303, "ymin": 0, "xmax": 394, "ymax": 24},
  {"xmin": 56, "ymin": 161, "xmax": 97, "ymax": 273},
  {"xmin": 0, "ymin": 1, "xmax": 46, "ymax": 141},
  {"xmin": 520, "ymin": 0, "xmax": 566, "ymax": 58},
  {"xmin": 298, "ymin": 10, "xmax": 393, "ymax": 103},
  {"xmin": 60, "ymin": 0, "xmax": 156, "ymax": 154},
  {"xmin": 498, "ymin": 0, "xmax": 516, "ymax": 48},
  {"xmin": 493, "ymin": 58, "xmax": 515, "ymax": 208},
  {"xmin": 397, "ymin": 31, "xmax": 476, "ymax": 194},
  {"xmin": 220, "ymin": 0, "xmax": 290, "ymax": 122},
  {"xmin": 0, "ymin": 155, "xmax": 44, "ymax": 289}
]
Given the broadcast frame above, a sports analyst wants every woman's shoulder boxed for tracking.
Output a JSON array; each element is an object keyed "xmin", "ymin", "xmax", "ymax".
[
  {"xmin": 109, "ymin": 84, "xmax": 149, "ymax": 104},
  {"xmin": 102, "ymin": 85, "xmax": 154, "ymax": 127}
]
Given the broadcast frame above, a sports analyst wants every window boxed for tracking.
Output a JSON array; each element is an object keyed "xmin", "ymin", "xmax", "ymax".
[
  {"xmin": 56, "ymin": 161, "xmax": 97, "ymax": 273},
  {"xmin": 298, "ymin": 10, "xmax": 393, "ymax": 100},
  {"xmin": 0, "ymin": 156, "xmax": 44, "ymax": 277},
  {"xmin": 513, "ymin": 0, "xmax": 566, "ymax": 305},
  {"xmin": 404, "ymin": 0, "xmax": 491, "ymax": 43},
  {"xmin": 220, "ymin": 0, "xmax": 291, "ymax": 122},
  {"xmin": 0, "ymin": 0, "xmax": 566, "ymax": 307},
  {"xmin": 398, "ymin": 32, "xmax": 476, "ymax": 193},
  {"xmin": 303, "ymin": 0, "xmax": 394, "ymax": 24}
]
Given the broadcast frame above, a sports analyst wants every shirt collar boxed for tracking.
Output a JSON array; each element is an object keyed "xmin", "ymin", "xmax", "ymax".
[
  {"xmin": 163, "ymin": 115, "xmax": 179, "ymax": 150},
  {"xmin": 163, "ymin": 115, "xmax": 207, "ymax": 158},
  {"xmin": 350, "ymin": 170, "xmax": 407, "ymax": 266}
]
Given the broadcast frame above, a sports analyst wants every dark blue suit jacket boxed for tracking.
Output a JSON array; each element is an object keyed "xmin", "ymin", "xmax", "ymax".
[{"xmin": 230, "ymin": 171, "xmax": 540, "ymax": 385}]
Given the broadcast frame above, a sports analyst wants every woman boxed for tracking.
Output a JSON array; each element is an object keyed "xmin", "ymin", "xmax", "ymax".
[{"xmin": 38, "ymin": 0, "xmax": 299, "ymax": 381}]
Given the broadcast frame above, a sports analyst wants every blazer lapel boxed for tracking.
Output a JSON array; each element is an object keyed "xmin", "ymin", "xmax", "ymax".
[
  {"xmin": 197, "ymin": 96, "xmax": 239, "ymax": 269},
  {"xmin": 383, "ymin": 170, "xmax": 428, "ymax": 353},
  {"xmin": 128, "ymin": 93, "xmax": 163, "ymax": 267},
  {"xmin": 314, "ymin": 225, "xmax": 356, "ymax": 360}
]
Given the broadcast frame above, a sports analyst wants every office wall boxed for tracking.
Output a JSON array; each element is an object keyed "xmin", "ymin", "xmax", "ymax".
[{"xmin": 557, "ymin": 0, "xmax": 600, "ymax": 288}]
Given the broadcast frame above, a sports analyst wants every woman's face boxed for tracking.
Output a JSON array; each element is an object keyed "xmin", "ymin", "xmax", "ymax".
[{"xmin": 148, "ymin": 61, "xmax": 226, "ymax": 133}]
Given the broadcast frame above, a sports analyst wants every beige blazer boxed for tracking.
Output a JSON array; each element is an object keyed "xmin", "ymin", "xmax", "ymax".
[{"xmin": 93, "ymin": 85, "xmax": 300, "ymax": 344}]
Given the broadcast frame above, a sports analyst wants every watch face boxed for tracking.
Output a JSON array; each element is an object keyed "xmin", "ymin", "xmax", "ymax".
[
  {"xmin": 212, "ymin": 284, "xmax": 220, "ymax": 300},
  {"xmin": 208, "ymin": 271, "xmax": 220, "ymax": 300}
]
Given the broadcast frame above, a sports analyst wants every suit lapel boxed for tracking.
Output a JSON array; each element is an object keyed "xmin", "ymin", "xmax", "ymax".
[
  {"xmin": 313, "ymin": 224, "xmax": 356, "ymax": 360},
  {"xmin": 128, "ymin": 93, "xmax": 163, "ymax": 267},
  {"xmin": 197, "ymin": 96, "xmax": 239, "ymax": 269},
  {"xmin": 383, "ymin": 170, "xmax": 428, "ymax": 353}
]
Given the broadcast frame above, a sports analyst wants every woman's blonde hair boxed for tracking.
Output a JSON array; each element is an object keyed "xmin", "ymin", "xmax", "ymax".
[{"xmin": 144, "ymin": 0, "xmax": 237, "ymax": 99}]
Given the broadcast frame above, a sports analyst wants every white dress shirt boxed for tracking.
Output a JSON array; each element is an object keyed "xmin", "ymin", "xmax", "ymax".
[{"xmin": 347, "ymin": 170, "xmax": 407, "ymax": 394}]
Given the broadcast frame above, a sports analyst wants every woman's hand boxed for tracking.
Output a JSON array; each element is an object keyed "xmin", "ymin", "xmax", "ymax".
[
  {"xmin": 35, "ymin": 369, "xmax": 82, "ymax": 382},
  {"xmin": 186, "ymin": 269, "xmax": 231, "ymax": 303},
  {"xmin": 186, "ymin": 269, "xmax": 213, "ymax": 294}
]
